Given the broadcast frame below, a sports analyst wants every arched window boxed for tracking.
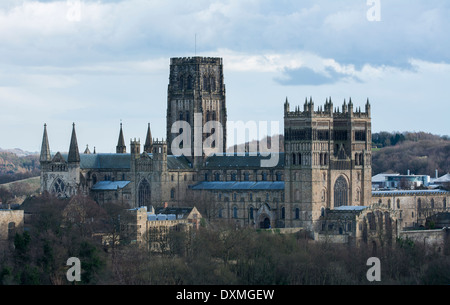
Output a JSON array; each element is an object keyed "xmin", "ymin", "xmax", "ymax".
[
  {"xmin": 231, "ymin": 172, "xmax": 237, "ymax": 181},
  {"xmin": 334, "ymin": 176, "xmax": 348, "ymax": 208},
  {"xmin": 204, "ymin": 173, "xmax": 209, "ymax": 181},
  {"xmin": 295, "ymin": 208, "xmax": 300, "ymax": 219},
  {"xmin": 244, "ymin": 172, "xmax": 250, "ymax": 181},
  {"xmin": 185, "ymin": 111, "xmax": 190, "ymax": 123},
  {"xmin": 52, "ymin": 178, "xmax": 66, "ymax": 197},
  {"xmin": 233, "ymin": 206, "xmax": 238, "ymax": 218},
  {"xmin": 203, "ymin": 75, "xmax": 209, "ymax": 91},
  {"xmin": 276, "ymin": 172, "xmax": 282, "ymax": 181},
  {"xmin": 292, "ymin": 153, "xmax": 296, "ymax": 165},
  {"xmin": 295, "ymin": 189, "xmax": 300, "ymax": 201},
  {"xmin": 187, "ymin": 75, "xmax": 193, "ymax": 90},
  {"xmin": 397, "ymin": 199, "xmax": 401, "ymax": 209},
  {"xmin": 178, "ymin": 75, "xmax": 184, "ymax": 90},
  {"xmin": 418, "ymin": 198, "xmax": 422, "ymax": 209},
  {"xmin": 262, "ymin": 172, "xmax": 268, "ymax": 181},
  {"xmin": 249, "ymin": 207, "xmax": 254, "ymax": 219},
  {"xmin": 431, "ymin": 198, "xmax": 435, "ymax": 209},
  {"xmin": 281, "ymin": 207, "xmax": 285, "ymax": 219},
  {"xmin": 170, "ymin": 188, "xmax": 176, "ymax": 199},
  {"xmin": 211, "ymin": 76, "xmax": 216, "ymax": 91},
  {"xmin": 8, "ymin": 222, "xmax": 16, "ymax": 240},
  {"xmin": 215, "ymin": 172, "xmax": 220, "ymax": 181},
  {"xmin": 444, "ymin": 198, "xmax": 447, "ymax": 209},
  {"xmin": 138, "ymin": 179, "xmax": 151, "ymax": 206}
]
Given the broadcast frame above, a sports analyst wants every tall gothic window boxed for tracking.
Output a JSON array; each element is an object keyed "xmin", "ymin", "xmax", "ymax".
[
  {"xmin": 187, "ymin": 75, "xmax": 193, "ymax": 90},
  {"xmin": 138, "ymin": 179, "xmax": 151, "ymax": 206},
  {"xmin": 178, "ymin": 75, "xmax": 184, "ymax": 90},
  {"xmin": 52, "ymin": 178, "xmax": 66, "ymax": 197},
  {"xmin": 334, "ymin": 176, "xmax": 348, "ymax": 207}
]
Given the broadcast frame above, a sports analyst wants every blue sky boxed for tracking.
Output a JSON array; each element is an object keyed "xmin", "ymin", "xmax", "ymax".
[{"xmin": 0, "ymin": 0, "xmax": 449, "ymax": 153}]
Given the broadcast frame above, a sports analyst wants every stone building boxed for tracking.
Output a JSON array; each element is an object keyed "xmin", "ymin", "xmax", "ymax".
[
  {"xmin": 0, "ymin": 207, "xmax": 24, "ymax": 243},
  {"xmin": 122, "ymin": 205, "xmax": 201, "ymax": 250},
  {"xmin": 39, "ymin": 55, "xmax": 450, "ymax": 244}
]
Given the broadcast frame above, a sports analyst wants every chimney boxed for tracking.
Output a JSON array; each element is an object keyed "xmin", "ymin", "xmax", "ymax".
[{"xmin": 436, "ymin": 169, "xmax": 438, "ymax": 179}]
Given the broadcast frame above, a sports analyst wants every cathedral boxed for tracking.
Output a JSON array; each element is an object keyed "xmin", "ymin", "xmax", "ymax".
[{"xmin": 39, "ymin": 56, "xmax": 411, "ymax": 243}]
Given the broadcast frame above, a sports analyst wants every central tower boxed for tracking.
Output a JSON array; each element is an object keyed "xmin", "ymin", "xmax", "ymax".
[{"xmin": 166, "ymin": 57, "xmax": 227, "ymax": 167}]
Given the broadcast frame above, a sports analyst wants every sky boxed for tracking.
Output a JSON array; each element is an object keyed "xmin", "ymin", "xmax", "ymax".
[{"xmin": 0, "ymin": 0, "xmax": 449, "ymax": 154}]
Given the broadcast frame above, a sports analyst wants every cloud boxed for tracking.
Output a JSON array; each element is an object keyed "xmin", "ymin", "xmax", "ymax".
[{"xmin": 275, "ymin": 66, "xmax": 359, "ymax": 86}]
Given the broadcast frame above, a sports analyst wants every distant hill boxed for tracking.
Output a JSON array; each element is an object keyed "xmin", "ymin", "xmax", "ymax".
[
  {"xmin": 0, "ymin": 150, "xmax": 40, "ymax": 184},
  {"xmin": 371, "ymin": 132, "xmax": 450, "ymax": 176}
]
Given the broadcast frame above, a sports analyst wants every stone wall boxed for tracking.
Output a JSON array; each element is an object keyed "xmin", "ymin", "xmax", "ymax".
[
  {"xmin": 399, "ymin": 228, "xmax": 449, "ymax": 255},
  {"xmin": 0, "ymin": 209, "xmax": 24, "ymax": 240}
]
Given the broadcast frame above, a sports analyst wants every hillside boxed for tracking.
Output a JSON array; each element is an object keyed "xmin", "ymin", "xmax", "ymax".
[
  {"xmin": 0, "ymin": 150, "xmax": 40, "ymax": 184},
  {"xmin": 371, "ymin": 133, "xmax": 450, "ymax": 176}
]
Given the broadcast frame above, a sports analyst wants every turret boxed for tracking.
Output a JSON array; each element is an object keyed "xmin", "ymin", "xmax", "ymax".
[
  {"xmin": 284, "ymin": 97, "xmax": 290, "ymax": 114},
  {"xmin": 130, "ymin": 138, "xmax": 140, "ymax": 159},
  {"xmin": 365, "ymin": 98, "xmax": 371, "ymax": 117}
]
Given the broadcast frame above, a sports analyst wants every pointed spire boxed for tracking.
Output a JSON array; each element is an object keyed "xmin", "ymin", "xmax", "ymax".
[
  {"xmin": 93, "ymin": 146, "xmax": 96, "ymax": 154},
  {"xmin": 84, "ymin": 144, "xmax": 91, "ymax": 154},
  {"xmin": 68, "ymin": 123, "xmax": 80, "ymax": 163},
  {"xmin": 144, "ymin": 123, "xmax": 153, "ymax": 153},
  {"xmin": 116, "ymin": 122, "xmax": 126, "ymax": 153},
  {"xmin": 40, "ymin": 123, "xmax": 51, "ymax": 162}
]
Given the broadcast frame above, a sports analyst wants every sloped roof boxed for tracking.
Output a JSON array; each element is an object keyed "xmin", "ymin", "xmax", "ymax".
[
  {"xmin": 91, "ymin": 180, "xmax": 130, "ymax": 191},
  {"xmin": 372, "ymin": 189, "xmax": 450, "ymax": 196},
  {"xmin": 167, "ymin": 155, "xmax": 192, "ymax": 169},
  {"xmin": 204, "ymin": 153, "xmax": 284, "ymax": 168},
  {"xmin": 433, "ymin": 173, "xmax": 450, "ymax": 183},
  {"xmin": 372, "ymin": 173, "xmax": 399, "ymax": 183},
  {"xmin": 190, "ymin": 181, "xmax": 285, "ymax": 191},
  {"xmin": 154, "ymin": 207, "xmax": 195, "ymax": 219}
]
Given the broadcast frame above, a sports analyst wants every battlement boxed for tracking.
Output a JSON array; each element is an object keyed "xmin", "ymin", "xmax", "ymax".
[
  {"xmin": 284, "ymin": 97, "xmax": 371, "ymax": 119},
  {"xmin": 170, "ymin": 57, "xmax": 223, "ymax": 66}
]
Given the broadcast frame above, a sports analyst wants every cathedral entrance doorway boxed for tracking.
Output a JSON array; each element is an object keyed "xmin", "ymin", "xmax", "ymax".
[{"xmin": 259, "ymin": 216, "xmax": 271, "ymax": 229}]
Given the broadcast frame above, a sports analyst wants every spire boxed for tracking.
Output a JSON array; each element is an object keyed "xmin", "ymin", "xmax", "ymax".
[
  {"xmin": 144, "ymin": 123, "xmax": 153, "ymax": 153},
  {"xmin": 84, "ymin": 144, "xmax": 91, "ymax": 154},
  {"xmin": 116, "ymin": 122, "xmax": 126, "ymax": 153},
  {"xmin": 68, "ymin": 123, "xmax": 80, "ymax": 163},
  {"xmin": 40, "ymin": 123, "xmax": 51, "ymax": 162}
]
